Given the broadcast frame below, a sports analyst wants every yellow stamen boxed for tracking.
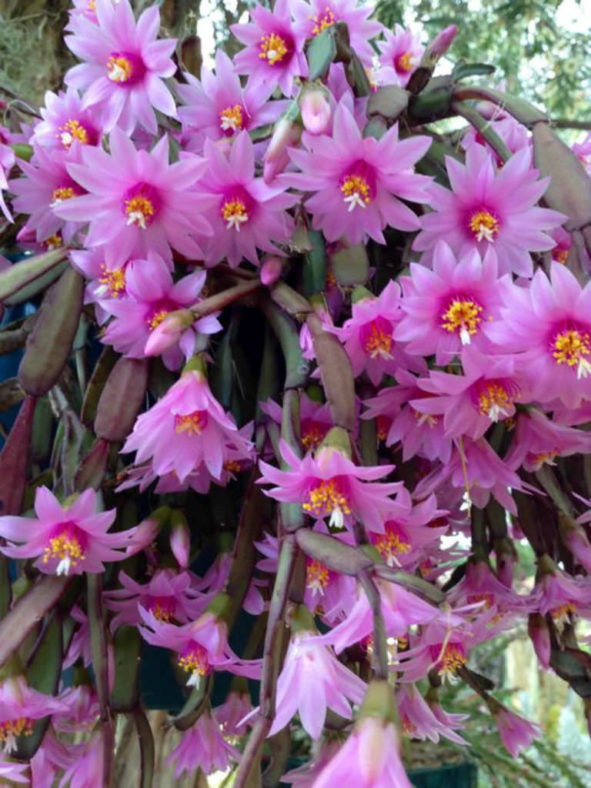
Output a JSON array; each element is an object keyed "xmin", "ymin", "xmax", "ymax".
[
  {"xmin": 477, "ymin": 382, "xmax": 515, "ymax": 421},
  {"xmin": 302, "ymin": 478, "xmax": 352, "ymax": 529},
  {"xmin": 306, "ymin": 559, "xmax": 330, "ymax": 594},
  {"xmin": 550, "ymin": 602, "xmax": 576, "ymax": 631},
  {"xmin": 397, "ymin": 52, "xmax": 414, "ymax": 72},
  {"xmin": 441, "ymin": 298, "xmax": 483, "ymax": 344},
  {"xmin": 340, "ymin": 174, "xmax": 371, "ymax": 211},
  {"xmin": 43, "ymin": 531, "xmax": 85, "ymax": 575},
  {"xmin": 221, "ymin": 198, "xmax": 249, "ymax": 231},
  {"xmin": 310, "ymin": 6, "xmax": 336, "ymax": 35},
  {"xmin": 0, "ymin": 718, "xmax": 33, "ymax": 746},
  {"xmin": 438, "ymin": 643, "xmax": 466, "ymax": 678},
  {"xmin": 362, "ymin": 319, "xmax": 393, "ymax": 359},
  {"xmin": 469, "ymin": 210, "xmax": 499, "ymax": 243},
  {"xmin": 148, "ymin": 309, "xmax": 169, "ymax": 331},
  {"xmin": 44, "ymin": 233, "xmax": 62, "ymax": 250},
  {"xmin": 553, "ymin": 328, "xmax": 591, "ymax": 378},
  {"xmin": 51, "ymin": 186, "xmax": 76, "ymax": 204},
  {"xmin": 554, "ymin": 248, "xmax": 569, "ymax": 264},
  {"xmin": 152, "ymin": 600, "xmax": 173, "ymax": 622},
  {"xmin": 177, "ymin": 645, "xmax": 209, "ymax": 686},
  {"xmin": 107, "ymin": 55, "xmax": 133, "ymax": 83},
  {"xmin": 258, "ymin": 33, "xmax": 288, "ymax": 65},
  {"xmin": 124, "ymin": 195, "xmax": 155, "ymax": 229},
  {"xmin": 99, "ymin": 265, "xmax": 126, "ymax": 298},
  {"xmin": 375, "ymin": 528, "xmax": 411, "ymax": 566},
  {"xmin": 219, "ymin": 104, "xmax": 244, "ymax": 132},
  {"xmin": 301, "ymin": 423, "xmax": 326, "ymax": 450},
  {"xmin": 58, "ymin": 119, "xmax": 89, "ymax": 149},
  {"xmin": 174, "ymin": 411, "xmax": 207, "ymax": 436},
  {"xmin": 224, "ymin": 460, "xmax": 242, "ymax": 474}
]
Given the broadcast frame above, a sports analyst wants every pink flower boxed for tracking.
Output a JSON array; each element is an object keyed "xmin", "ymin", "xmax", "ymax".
[
  {"xmin": 413, "ymin": 146, "xmax": 566, "ymax": 277},
  {"xmin": 282, "ymin": 740, "xmax": 342, "ymax": 786},
  {"xmin": 532, "ymin": 562, "xmax": 591, "ymax": 631},
  {"xmin": 177, "ymin": 50, "xmax": 284, "ymax": 147},
  {"xmin": 504, "ymin": 408, "xmax": 591, "ymax": 472},
  {"xmin": 64, "ymin": 606, "xmax": 92, "ymax": 668},
  {"xmin": 260, "ymin": 393, "xmax": 335, "ymax": 451},
  {"xmin": 99, "ymin": 253, "xmax": 221, "ymax": 368},
  {"xmin": 300, "ymin": 89, "xmax": 332, "ymax": 135},
  {"xmin": 0, "ymin": 143, "xmax": 15, "ymax": 223},
  {"xmin": 121, "ymin": 367, "xmax": 254, "ymax": 483},
  {"xmin": 289, "ymin": 103, "xmax": 432, "ymax": 244},
  {"xmin": 397, "ymin": 685, "xmax": 467, "ymax": 744},
  {"xmin": 312, "ymin": 716, "xmax": 413, "ymax": 788},
  {"xmin": 0, "ymin": 486, "xmax": 151, "ymax": 576},
  {"xmin": 198, "ymin": 132, "xmax": 298, "ymax": 267},
  {"xmin": 461, "ymin": 113, "xmax": 531, "ymax": 167},
  {"xmin": 268, "ymin": 617, "xmax": 366, "ymax": 739},
  {"xmin": 33, "ymin": 87, "xmax": 101, "ymax": 151},
  {"xmin": 69, "ymin": 247, "xmax": 128, "ymax": 323},
  {"xmin": 395, "ymin": 241, "xmax": 505, "ymax": 363},
  {"xmin": 487, "ymin": 263, "xmax": 591, "ymax": 408},
  {"xmin": 0, "ymin": 756, "xmax": 28, "ymax": 784},
  {"xmin": 9, "ymin": 146, "xmax": 86, "ymax": 243},
  {"xmin": 54, "ymin": 128, "xmax": 213, "ymax": 267},
  {"xmin": 231, "ymin": 0, "xmax": 308, "ymax": 96},
  {"xmin": 0, "ymin": 675, "xmax": 66, "ymax": 753},
  {"xmin": 215, "ymin": 690, "xmax": 253, "ymax": 737},
  {"xmin": 168, "ymin": 711, "xmax": 239, "ymax": 777},
  {"xmin": 258, "ymin": 438, "xmax": 401, "ymax": 532},
  {"xmin": 447, "ymin": 559, "xmax": 530, "ymax": 620},
  {"xmin": 59, "ymin": 733, "xmax": 104, "ymax": 787},
  {"xmin": 65, "ymin": 0, "xmax": 177, "ymax": 134},
  {"xmin": 377, "ymin": 24, "xmax": 424, "ymax": 87},
  {"xmin": 494, "ymin": 707, "xmax": 540, "ymax": 757},
  {"xmin": 291, "ymin": 0, "xmax": 383, "ymax": 66}
]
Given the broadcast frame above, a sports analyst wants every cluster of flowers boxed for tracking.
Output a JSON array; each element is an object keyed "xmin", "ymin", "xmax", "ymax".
[{"xmin": 0, "ymin": 0, "xmax": 590, "ymax": 784}]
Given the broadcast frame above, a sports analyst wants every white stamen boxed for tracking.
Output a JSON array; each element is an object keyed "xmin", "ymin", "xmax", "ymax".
[
  {"xmin": 474, "ymin": 224, "xmax": 496, "ymax": 243},
  {"xmin": 186, "ymin": 671, "xmax": 201, "ymax": 688},
  {"xmin": 56, "ymin": 556, "xmax": 72, "ymax": 576},
  {"xmin": 459, "ymin": 325, "xmax": 471, "ymax": 345},
  {"xmin": 225, "ymin": 213, "xmax": 248, "ymax": 232},
  {"xmin": 577, "ymin": 357, "xmax": 591, "ymax": 379},
  {"xmin": 343, "ymin": 193, "xmax": 367, "ymax": 212},
  {"xmin": 61, "ymin": 131, "xmax": 74, "ymax": 147},
  {"xmin": 329, "ymin": 506, "xmax": 344, "ymax": 530},
  {"xmin": 126, "ymin": 211, "xmax": 148, "ymax": 230},
  {"xmin": 108, "ymin": 63, "xmax": 128, "ymax": 82}
]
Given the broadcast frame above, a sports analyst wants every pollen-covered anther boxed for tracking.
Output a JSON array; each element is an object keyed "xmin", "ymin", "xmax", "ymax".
[
  {"xmin": 340, "ymin": 173, "xmax": 371, "ymax": 211},
  {"xmin": 258, "ymin": 33, "xmax": 288, "ymax": 65},
  {"xmin": 477, "ymin": 382, "xmax": 515, "ymax": 422},
  {"xmin": 177, "ymin": 645, "xmax": 210, "ymax": 687},
  {"xmin": 50, "ymin": 186, "xmax": 77, "ymax": 205},
  {"xmin": 395, "ymin": 51, "xmax": 415, "ymax": 72},
  {"xmin": 310, "ymin": 6, "xmax": 336, "ymax": 35},
  {"xmin": 375, "ymin": 527, "xmax": 411, "ymax": 566},
  {"xmin": 174, "ymin": 410, "xmax": 208, "ymax": 436},
  {"xmin": 43, "ymin": 531, "xmax": 85, "ymax": 576},
  {"xmin": 147, "ymin": 309, "xmax": 169, "ymax": 331},
  {"xmin": 124, "ymin": 195, "xmax": 155, "ymax": 229},
  {"xmin": 306, "ymin": 559, "xmax": 330, "ymax": 595},
  {"xmin": 58, "ymin": 119, "xmax": 89, "ymax": 148},
  {"xmin": 219, "ymin": 104, "xmax": 244, "ymax": 132},
  {"xmin": 552, "ymin": 328, "xmax": 591, "ymax": 378},
  {"xmin": 222, "ymin": 198, "xmax": 249, "ymax": 231},
  {"xmin": 469, "ymin": 209, "xmax": 500, "ymax": 243},
  {"xmin": 0, "ymin": 718, "xmax": 33, "ymax": 752},
  {"xmin": 303, "ymin": 478, "xmax": 352, "ymax": 529},
  {"xmin": 107, "ymin": 55, "xmax": 133, "ymax": 82},
  {"xmin": 436, "ymin": 643, "xmax": 466, "ymax": 680},
  {"xmin": 361, "ymin": 317, "xmax": 394, "ymax": 359},
  {"xmin": 98, "ymin": 265, "xmax": 126, "ymax": 298},
  {"xmin": 441, "ymin": 298, "xmax": 483, "ymax": 345}
]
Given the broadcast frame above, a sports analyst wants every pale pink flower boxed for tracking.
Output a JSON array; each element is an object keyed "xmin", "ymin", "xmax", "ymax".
[
  {"xmin": 377, "ymin": 24, "xmax": 424, "ymax": 87},
  {"xmin": 33, "ymin": 87, "xmax": 101, "ymax": 151},
  {"xmin": 215, "ymin": 690, "xmax": 253, "ymax": 737},
  {"xmin": 504, "ymin": 408, "xmax": 591, "ymax": 472},
  {"xmin": 397, "ymin": 685, "xmax": 468, "ymax": 744},
  {"xmin": 494, "ymin": 707, "xmax": 541, "ymax": 757},
  {"xmin": 0, "ymin": 675, "xmax": 66, "ymax": 753},
  {"xmin": 59, "ymin": 733, "xmax": 104, "ymax": 787},
  {"xmin": 168, "ymin": 711, "xmax": 239, "ymax": 777}
]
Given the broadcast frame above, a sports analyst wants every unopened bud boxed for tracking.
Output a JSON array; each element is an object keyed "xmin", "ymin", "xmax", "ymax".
[
  {"xmin": 428, "ymin": 24, "xmax": 457, "ymax": 58},
  {"xmin": 144, "ymin": 309, "xmax": 193, "ymax": 356},
  {"xmin": 170, "ymin": 519, "xmax": 191, "ymax": 569},
  {"xmin": 300, "ymin": 89, "xmax": 331, "ymax": 135},
  {"xmin": 263, "ymin": 116, "xmax": 302, "ymax": 184},
  {"xmin": 528, "ymin": 613, "xmax": 551, "ymax": 670},
  {"xmin": 260, "ymin": 256, "xmax": 283, "ymax": 286}
]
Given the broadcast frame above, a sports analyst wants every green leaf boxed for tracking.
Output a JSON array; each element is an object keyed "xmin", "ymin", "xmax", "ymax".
[
  {"xmin": 453, "ymin": 62, "xmax": 496, "ymax": 81},
  {"xmin": 306, "ymin": 27, "xmax": 336, "ymax": 80}
]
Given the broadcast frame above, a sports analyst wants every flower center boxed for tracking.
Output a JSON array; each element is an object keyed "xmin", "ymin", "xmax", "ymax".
[
  {"xmin": 377, "ymin": 415, "xmax": 391, "ymax": 441},
  {"xmin": 431, "ymin": 642, "xmax": 467, "ymax": 680},
  {"xmin": 310, "ymin": 5, "xmax": 336, "ymax": 35},
  {"xmin": 147, "ymin": 309, "xmax": 169, "ymax": 331},
  {"xmin": 440, "ymin": 297, "xmax": 483, "ymax": 345},
  {"xmin": 552, "ymin": 328, "xmax": 591, "ymax": 378},
  {"xmin": 301, "ymin": 420, "xmax": 329, "ymax": 450},
  {"xmin": 469, "ymin": 209, "xmax": 500, "ymax": 243},
  {"xmin": 395, "ymin": 52, "xmax": 414, "ymax": 73},
  {"xmin": 258, "ymin": 33, "xmax": 289, "ymax": 65},
  {"xmin": 550, "ymin": 602, "xmax": 575, "ymax": 629},
  {"xmin": 0, "ymin": 718, "xmax": 33, "ymax": 752},
  {"xmin": 99, "ymin": 264, "xmax": 126, "ymax": 298},
  {"xmin": 340, "ymin": 173, "xmax": 371, "ymax": 211},
  {"xmin": 43, "ymin": 525, "xmax": 86, "ymax": 576},
  {"xmin": 374, "ymin": 523, "xmax": 411, "ymax": 566},
  {"xmin": 149, "ymin": 597, "xmax": 176, "ymax": 622},
  {"xmin": 107, "ymin": 54, "xmax": 134, "ymax": 83},
  {"xmin": 44, "ymin": 233, "xmax": 63, "ymax": 250},
  {"xmin": 359, "ymin": 316, "xmax": 394, "ymax": 359},
  {"xmin": 58, "ymin": 119, "xmax": 90, "ymax": 149},
  {"xmin": 219, "ymin": 104, "xmax": 245, "ymax": 133},
  {"xmin": 174, "ymin": 411, "xmax": 208, "ymax": 436},
  {"xmin": 123, "ymin": 183, "xmax": 158, "ymax": 229},
  {"xmin": 302, "ymin": 477, "xmax": 352, "ymax": 529},
  {"xmin": 221, "ymin": 198, "xmax": 249, "ymax": 231},
  {"xmin": 50, "ymin": 186, "xmax": 77, "ymax": 205},
  {"xmin": 177, "ymin": 644, "xmax": 210, "ymax": 687},
  {"xmin": 553, "ymin": 247, "xmax": 569, "ymax": 265},
  {"xmin": 306, "ymin": 559, "xmax": 330, "ymax": 595},
  {"xmin": 474, "ymin": 380, "xmax": 518, "ymax": 422},
  {"xmin": 412, "ymin": 406, "xmax": 439, "ymax": 428}
]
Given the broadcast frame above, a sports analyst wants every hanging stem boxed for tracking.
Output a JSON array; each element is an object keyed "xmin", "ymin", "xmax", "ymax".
[{"xmin": 358, "ymin": 568, "xmax": 388, "ymax": 680}]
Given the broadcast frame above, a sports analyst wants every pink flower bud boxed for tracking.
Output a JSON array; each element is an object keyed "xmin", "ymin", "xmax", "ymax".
[
  {"xmin": 144, "ymin": 309, "xmax": 193, "ymax": 357},
  {"xmin": 263, "ymin": 117, "xmax": 302, "ymax": 184},
  {"xmin": 429, "ymin": 24, "xmax": 457, "ymax": 57},
  {"xmin": 170, "ymin": 521, "xmax": 191, "ymax": 569},
  {"xmin": 300, "ymin": 90, "xmax": 331, "ymax": 135},
  {"xmin": 260, "ymin": 256, "xmax": 283, "ymax": 286}
]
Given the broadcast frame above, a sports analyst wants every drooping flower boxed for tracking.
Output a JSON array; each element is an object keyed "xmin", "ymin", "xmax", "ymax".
[
  {"xmin": 121, "ymin": 365, "xmax": 254, "ymax": 484},
  {"xmin": 504, "ymin": 408, "xmax": 591, "ymax": 472},
  {"xmin": 65, "ymin": 0, "xmax": 177, "ymax": 134},
  {"xmin": 168, "ymin": 711, "xmax": 239, "ymax": 777},
  {"xmin": 291, "ymin": 0, "xmax": 383, "ymax": 66},
  {"xmin": 395, "ymin": 241, "xmax": 505, "ymax": 364},
  {"xmin": 531, "ymin": 557, "xmax": 591, "ymax": 632},
  {"xmin": 59, "ymin": 733, "xmax": 104, "ymax": 787},
  {"xmin": 177, "ymin": 50, "xmax": 284, "ymax": 148},
  {"xmin": 54, "ymin": 128, "xmax": 213, "ymax": 267},
  {"xmin": 198, "ymin": 132, "xmax": 298, "ymax": 267},
  {"xmin": 0, "ymin": 675, "xmax": 66, "ymax": 753},
  {"xmin": 493, "ymin": 706, "xmax": 541, "ymax": 757},
  {"xmin": 0, "ymin": 486, "xmax": 153, "ymax": 576},
  {"xmin": 397, "ymin": 685, "xmax": 468, "ymax": 744},
  {"xmin": 231, "ymin": 0, "xmax": 308, "ymax": 96},
  {"xmin": 377, "ymin": 24, "xmax": 424, "ymax": 87},
  {"xmin": 268, "ymin": 606, "xmax": 366, "ymax": 739},
  {"xmin": 289, "ymin": 102, "xmax": 432, "ymax": 244},
  {"xmin": 260, "ymin": 392, "xmax": 335, "ymax": 452},
  {"xmin": 99, "ymin": 253, "xmax": 221, "ymax": 368},
  {"xmin": 487, "ymin": 263, "xmax": 591, "ymax": 408},
  {"xmin": 258, "ymin": 434, "xmax": 401, "ymax": 533},
  {"xmin": 447, "ymin": 559, "xmax": 530, "ymax": 621},
  {"xmin": 33, "ymin": 87, "xmax": 101, "ymax": 151},
  {"xmin": 215, "ymin": 688, "xmax": 253, "ymax": 737},
  {"xmin": 413, "ymin": 146, "xmax": 566, "ymax": 277},
  {"xmin": 63, "ymin": 606, "xmax": 92, "ymax": 669}
]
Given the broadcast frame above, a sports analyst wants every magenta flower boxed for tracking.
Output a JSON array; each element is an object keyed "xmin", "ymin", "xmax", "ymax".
[
  {"xmin": 9, "ymin": 146, "xmax": 86, "ymax": 243},
  {"xmin": 313, "ymin": 716, "xmax": 413, "ymax": 788},
  {"xmin": 259, "ymin": 438, "xmax": 401, "ymax": 532},
  {"xmin": 198, "ymin": 132, "xmax": 298, "ymax": 267},
  {"xmin": 0, "ymin": 486, "xmax": 152, "ymax": 576},
  {"xmin": 395, "ymin": 241, "xmax": 505, "ymax": 363},
  {"xmin": 487, "ymin": 263, "xmax": 591, "ymax": 408},
  {"xmin": 268, "ymin": 619, "xmax": 366, "ymax": 738},
  {"xmin": 412, "ymin": 348, "xmax": 524, "ymax": 439},
  {"xmin": 260, "ymin": 392, "xmax": 335, "ymax": 451},
  {"xmin": 504, "ymin": 408, "xmax": 591, "ymax": 472},
  {"xmin": 377, "ymin": 24, "xmax": 424, "ymax": 87},
  {"xmin": 54, "ymin": 128, "xmax": 213, "ymax": 267},
  {"xmin": 413, "ymin": 146, "xmax": 566, "ymax": 277},
  {"xmin": 291, "ymin": 0, "xmax": 383, "ymax": 66},
  {"xmin": 215, "ymin": 690, "xmax": 253, "ymax": 737},
  {"xmin": 0, "ymin": 675, "xmax": 66, "ymax": 753},
  {"xmin": 494, "ymin": 707, "xmax": 540, "ymax": 757},
  {"xmin": 64, "ymin": 606, "xmax": 92, "ymax": 669},
  {"xmin": 59, "ymin": 733, "xmax": 104, "ymax": 786},
  {"xmin": 397, "ymin": 685, "xmax": 467, "ymax": 744},
  {"xmin": 289, "ymin": 103, "xmax": 432, "ymax": 244},
  {"xmin": 65, "ymin": 0, "xmax": 177, "ymax": 134},
  {"xmin": 100, "ymin": 253, "xmax": 221, "ymax": 368},
  {"xmin": 231, "ymin": 0, "xmax": 308, "ymax": 96},
  {"xmin": 0, "ymin": 143, "xmax": 15, "ymax": 223},
  {"xmin": 121, "ymin": 367, "xmax": 254, "ymax": 484},
  {"xmin": 33, "ymin": 87, "xmax": 101, "ymax": 151},
  {"xmin": 447, "ymin": 559, "xmax": 531, "ymax": 620},
  {"xmin": 532, "ymin": 563, "xmax": 591, "ymax": 631},
  {"xmin": 177, "ymin": 50, "xmax": 284, "ymax": 147},
  {"xmin": 168, "ymin": 711, "xmax": 239, "ymax": 777},
  {"xmin": 461, "ymin": 113, "xmax": 531, "ymax": 167},
  {"xmin": 66, "ymin": 0, "xmax": 100, "ymax": 31},
  {"xmin": 70, "ymin": 247, "xmax": 128, "ymax": 323}
]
